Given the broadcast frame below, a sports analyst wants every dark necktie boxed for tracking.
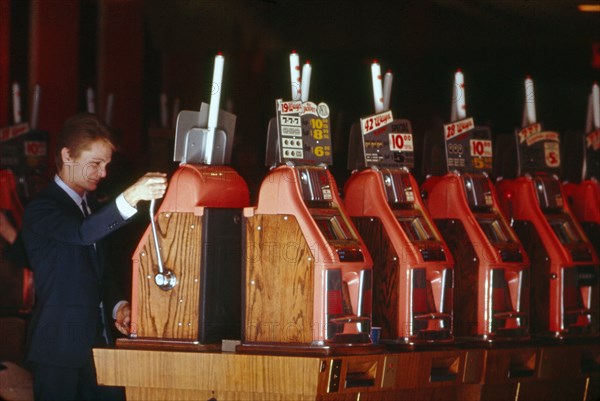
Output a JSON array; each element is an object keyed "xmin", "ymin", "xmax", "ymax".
[
  {"xmin": 81, "ymin": 199, "xmax": 96, "ymax": 252},
  {"xmin": 81, "ymin": 199, "xmax": 90, "ymax": 217},
  {"xmin": 81, "ymin": 199, "xmax": 108, "ymax": 343}
]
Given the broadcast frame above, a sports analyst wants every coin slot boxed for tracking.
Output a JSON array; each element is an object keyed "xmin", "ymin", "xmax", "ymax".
[{"xmin": 344, "ymin": 359, "xmax": 378, "ymax": 388}]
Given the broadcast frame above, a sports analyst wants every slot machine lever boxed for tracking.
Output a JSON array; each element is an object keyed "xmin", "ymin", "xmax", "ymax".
[{"xmin": 149, "ymin": 199, "xmax": 177, "ymax": 291}]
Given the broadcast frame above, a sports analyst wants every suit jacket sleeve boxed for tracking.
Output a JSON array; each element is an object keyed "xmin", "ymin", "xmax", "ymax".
[{"xmin": 24, "ymin": 194, "xmax": 129, "ymax": 247}]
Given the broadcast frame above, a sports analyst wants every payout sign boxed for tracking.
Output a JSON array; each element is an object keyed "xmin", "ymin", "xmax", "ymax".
[
  {"xmin": 389, "ymin": 133, "xmax": 414, "ymax": 152},
  {"xmin": 469, "ymin": 139, "xmax": 492, "ymax": 157}
]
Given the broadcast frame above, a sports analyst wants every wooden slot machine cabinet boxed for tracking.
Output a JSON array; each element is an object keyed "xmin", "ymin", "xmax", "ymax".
[
  {"xmin": 343, "ymin": 71, "xmax": 455, "ymax": 345},
  {"xmin": 240, "ymin": 92, "xmax": 377, "ymax": 355},
  {"xmin": 562, "ymin": 83, "xmax": 600, "ymax": 255},
  {"xmin": 495, "ymin": 77, "xmax": 599, "ymax": 339},
  {"xmin": 122, "ymin": 55, "xmax": 250, "ymax": 349},
  {"xmin": 421, "ymin": 70, "xmax": 530, "ymax": 342}
]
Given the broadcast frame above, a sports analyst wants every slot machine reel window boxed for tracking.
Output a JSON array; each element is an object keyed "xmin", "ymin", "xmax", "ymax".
[
  {"xmin": 396, "ymin": 215, "xmax": 436, "ymax": 242},
  {"xmin": 477, "ymin": 216, "xmax": 525, "ymax": 262},
  {"xmin": 310, "ymin": 207, "xmax": 360, "ymax": 243},
  {"xmin": 478, "ymin": 217, "xmax": 514, "ymax": 244},
  {"xmin": 546, "ymin": 214, "xmax": 583, "ymax": 245},
  {"xmin": 396, "ymin": 213, "xmax": 447, "ymax": 261},
  {"xmin": 314, "ymin": 214, "xmax": 353, "ymax": 241},
  {"xmin": 311, "ymin": 208, "xmax": 364, "ymax": 262}
]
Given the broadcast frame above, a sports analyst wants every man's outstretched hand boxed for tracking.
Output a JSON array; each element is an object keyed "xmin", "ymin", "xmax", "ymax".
[{"xmin": 123, "ymin": 172, "xmax": 168, "ymax": 208}]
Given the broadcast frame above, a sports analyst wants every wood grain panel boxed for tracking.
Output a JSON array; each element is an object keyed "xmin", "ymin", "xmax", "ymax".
[
  {"xmin": 395, "ymin": 350, "xmax": 465, "ymax": 389},
  {"xmin": 477, "ymin": 383, "xmax": 518, "ymax": 401},
  {"xmin": 352, "ymin": 217, "xmax": 399, "ymax": 340},
  {"xmin": 435, "ymin": 219, "xmax": 480, "ymax": 337},
  {"xmin": 386, "ymin": 387, "xmax": 461, "ymax": 401},
  {"xmin": 483, "ymin": 348, "xmax": 538, "ymax": 384},
  {"xmin": 94, "ymin": 348, "xmax": 321, "ymax": 396},
  {"xmin": 519, "ymin": 379, "xmax": 587, "ymax": 401},
  {"xmin": 136, "ymin": 212, "xmax": 202, "ymax": 339},
  {"xmin": 512, "ymin": 220, "xmax": 551, "ymax": 335},
  {"xmin": 126, "ymin": 388, "xmax": 315, "ymax": 401},
  {"xmin": 244, "ymin": 215, "xmax": 315, "ymax": 343},
  {"xmin": 95, "ymin": 344, "xmax": 599, "ymax": 401}
]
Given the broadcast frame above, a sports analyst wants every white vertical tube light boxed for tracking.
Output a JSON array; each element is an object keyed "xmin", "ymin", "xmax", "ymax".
[
  {"xmin": 290, "ymin": 51, "xmax": 301, "ymax": 101},
  {"xmin": 453, "ymin": 69, "xmax": 466, "ymax": 121},
  {"xmin": 382, "ymin": 69, "xmax": 393, "ymax": 111},
  {"xmin": 12, "ymin": 82, "xmax": 21, "ymax": 124},
  {"xmin": 86, "ymin": 87, "xmax": 95, "ymax": 114},
  {"xmin": 30, "ymin": 84, "xmax": 41, "ymax": 130},
  {"xmin": 524, "ymin": 75, "xmax": 536, "ymax": 125},
  {"xmin": 371, "ymin": 60, "xmax": 384, "ymax": 113},
  {"xmin": 301, "ymin": 60, "xmax": 312, "ymax": 102},
  {"xmin": 206, "ymin": 52, "xmax": 224, "ymax": 164}
]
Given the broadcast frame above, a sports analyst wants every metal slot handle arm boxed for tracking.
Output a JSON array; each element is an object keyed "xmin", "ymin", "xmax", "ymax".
[{"xmin": 149, "ymin": 199, "xmax": 177, "ymax": 290}]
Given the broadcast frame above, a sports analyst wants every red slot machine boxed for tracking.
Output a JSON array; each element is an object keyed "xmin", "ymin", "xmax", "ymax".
[
  {"xmin": 239, "ymin": 52, "xmax": 376, "ymax": 355},
  {"xmin": 343, "ymin": 61, "xmax": 454, "ymax": 345},
  {"xmin": 421, "ymin": 70, "xmax": 530, "ymax": 342},
  {"xmin": 0, "ymin": 84, "xmax": 49, "ymax": 203},
  {"xmin": 562, "ymin": 83, "xmax": 600, "ymax": 255},
  {"xmin": 495, "ymin": 77, "xmax": 599, "ymax": 338},
  {"xmin": 123, "ymin": 54, "xmax": 250, "ymax": 350},
  {"xmin": 0, "ymin": 83, "xmax": 48, "ymax": 313},
  {"xmin": 0, "ymin": 169, "xmax": 34, "ymax": 313}
]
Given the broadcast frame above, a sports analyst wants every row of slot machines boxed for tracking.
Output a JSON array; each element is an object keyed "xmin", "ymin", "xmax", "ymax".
[
  {"xmin": 0, "ymin": 84, "xmax": 41, "ymax": 313},
  {"xmin": 118, "ymin": 53, "xmax": 599, "ymax": 355}
]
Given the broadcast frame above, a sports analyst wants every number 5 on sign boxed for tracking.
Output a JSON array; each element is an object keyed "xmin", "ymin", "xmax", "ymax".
[
  {"xmin": 544, "ymin": 142, "xmax": 560, "ymax": 167},
  {"xmin": 472, "ymin": 158, "xmax": 485, "ymax": 169},
  {"xmin": 389, "ymin": 133, "xmax": 413, "ymax": 151}
]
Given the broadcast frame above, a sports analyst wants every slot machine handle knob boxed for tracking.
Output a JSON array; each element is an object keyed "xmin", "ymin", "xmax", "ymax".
[
  {"xmin": 149, "ymin": 199, "xmax": 177, "ymax": 291},
  {"xmin": 154, "ymin": 271, "xmax": 177, "ymax": 290}
]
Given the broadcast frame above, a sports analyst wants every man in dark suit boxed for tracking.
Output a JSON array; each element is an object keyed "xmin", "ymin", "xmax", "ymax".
[{"xmin": 21, "ymin": 113, "xmax": 168, "ymax": 400}]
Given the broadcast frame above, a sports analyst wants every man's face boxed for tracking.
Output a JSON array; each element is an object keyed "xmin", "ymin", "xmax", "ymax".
[{"xmin": 60, "ymin": 139, "xmax": 113, "ymax": 196}]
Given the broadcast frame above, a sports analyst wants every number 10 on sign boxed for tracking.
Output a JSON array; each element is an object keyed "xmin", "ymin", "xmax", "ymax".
[
  {"xmin": 389, "ymin": 133, "xmax": 413, "ymax": 151},
  {"xmin": 469, "ymin": 139, "xmax": 492, "ymax": 157}
]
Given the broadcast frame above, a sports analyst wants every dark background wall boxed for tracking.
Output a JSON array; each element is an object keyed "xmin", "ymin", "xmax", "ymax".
[{"xmin": 2, "ymin": 0, "xmax": 599, "ymax": 197}]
